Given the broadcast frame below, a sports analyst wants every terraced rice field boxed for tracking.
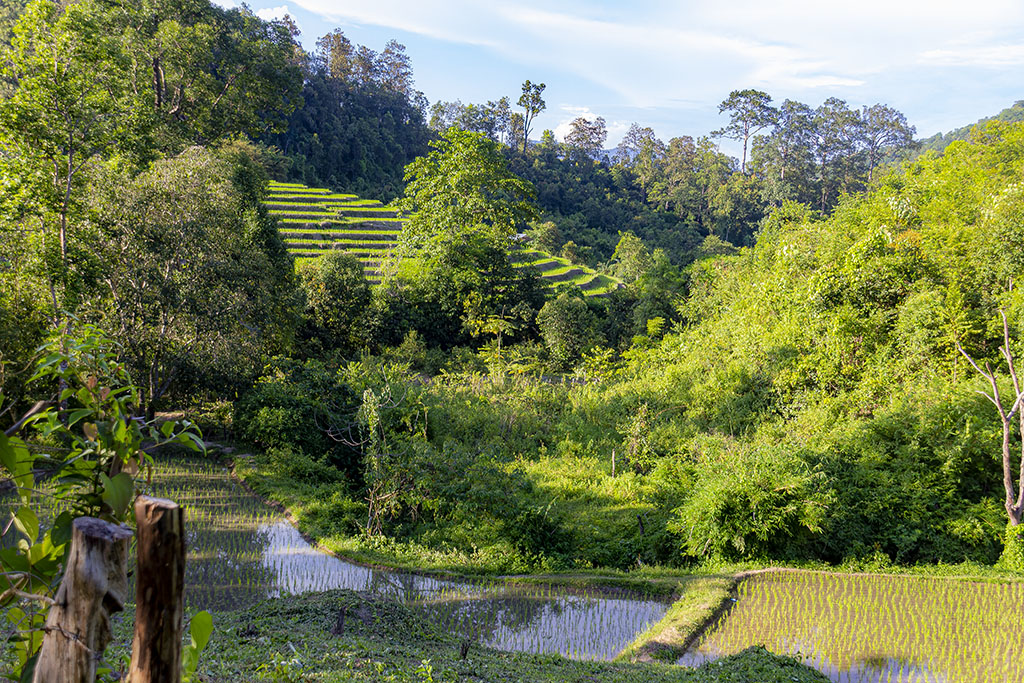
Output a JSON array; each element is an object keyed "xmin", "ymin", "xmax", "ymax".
[
  {"xmin": 267, "ymin": 180, "xmax": 620, "ymax": 296},
  {"xmin": 678, "ymin": 570, "xmax": 1024, "ymax": 683},
  {"xmin": 268, "ymin": 181, "xmax": 401, "ymax": 284}
]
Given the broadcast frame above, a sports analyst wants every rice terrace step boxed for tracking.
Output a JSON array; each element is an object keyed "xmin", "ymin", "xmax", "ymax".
[{"xmin": 266, "ymin": 180, "xmax": 621, "ymax": 297}]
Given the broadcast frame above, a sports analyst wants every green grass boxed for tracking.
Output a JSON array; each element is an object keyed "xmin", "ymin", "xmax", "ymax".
[
  {"xmin": 102, "ymin": 590, "xmax": 830, "ymax": 682},
  {"xmin": 618, "ymin": 577, "xmax": 737, "ymax": 663}
]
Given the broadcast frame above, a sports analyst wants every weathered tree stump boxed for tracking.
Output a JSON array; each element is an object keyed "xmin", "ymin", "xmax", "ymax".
[
  {"xmin": 128, "ymin": 496, "xmax": 186, "ymax": 683},
  {"xmin": 33, "ymin": 517, "xmax": 133, "ymax": 683}
]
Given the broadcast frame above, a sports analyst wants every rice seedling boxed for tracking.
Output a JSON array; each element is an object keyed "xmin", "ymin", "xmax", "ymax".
[
  {"xmin": 4, "ymin": 457, "xmax": 668, "ymax": 660},
  {"xmin": 679, "ymin": 570, "xmax": 1024, "ymax": 683}
]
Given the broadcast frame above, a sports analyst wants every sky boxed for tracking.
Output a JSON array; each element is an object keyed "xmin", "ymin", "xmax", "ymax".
[{"xmin": 217, "ymin": 0, "xmax": 1024, "ymax": 150}]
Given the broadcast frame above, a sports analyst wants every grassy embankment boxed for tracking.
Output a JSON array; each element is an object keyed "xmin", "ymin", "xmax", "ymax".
[
  {"xmin": 267, "ymin": 180, "xmax": 621, "ymax": 296},
  {"xmin": 230, "ymin": 449, "xmax": 754, "ymax": 672},
  {"xmin": 104, "ymin": 590, "xmax": 826, "ymax": 682}
]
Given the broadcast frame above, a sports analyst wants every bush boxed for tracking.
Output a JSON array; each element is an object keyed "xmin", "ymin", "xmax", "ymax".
[
  {"xmin": 235, "ymin": 358, "xmax": 361, "ymax": 474},
  {"xmin": 1001, "ymin": 522, "xmax": 1024, "ymax": 571}
]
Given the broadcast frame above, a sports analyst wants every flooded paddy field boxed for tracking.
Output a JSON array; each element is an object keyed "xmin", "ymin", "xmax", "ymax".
[
  {"xmin": 678, "ymin": 570, "xmax": 1024, "ymax": 683},
  {"xmin": 2, "ymin": 457, "xmax": 666, "ymax": 661}
]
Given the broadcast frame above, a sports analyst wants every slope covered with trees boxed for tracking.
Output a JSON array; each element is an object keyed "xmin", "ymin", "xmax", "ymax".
[{"xmin": 237, "ymin": 119, "xmax": 1024, "ymax": 574}]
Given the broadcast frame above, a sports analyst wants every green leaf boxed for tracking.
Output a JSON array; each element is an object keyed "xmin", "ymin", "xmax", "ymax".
[
  {"xmin": 66, "ymin": 408, "xmax": 92, "ymax": 427},
  {"xmin": 181, "ymin": 611, "xmax": 213, "ymax": 682},
  {"xmin": 177, "ymin": 431, "xmax": 205, "ymax": 453},
  {"xmin": 51, "ymin": 511, "xmax": 73, "ymax": 547},
  {"xmin": 12, "ymin": 508, "xmax": 39, "ymax": 544},
  {"xmin": 0, "ymin": 547, "xmax": 30, "ymax": 573},
  {"xmin": 190, "ymin": 611, "xmax": 213, "ymax": 651},
  {"xmin": 160, "ymin": 421, "xmax": 175, "ymax": 437},
  {"xmin": 99, "ymin": 472, "xmax": 134, "ymax": 519}
]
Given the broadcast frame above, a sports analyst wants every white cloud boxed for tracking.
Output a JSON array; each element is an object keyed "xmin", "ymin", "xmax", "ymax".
[
  {"xmin": 255, "ymin": 5, "xmax": 292, "ymax": 22},
  {"xmin": 919, "ymin": 44, "xmax": 1024, "ymax": 67},
  {"xmin": 266, "ymin": 0, "xmax": 1024, "ymax": 137}
]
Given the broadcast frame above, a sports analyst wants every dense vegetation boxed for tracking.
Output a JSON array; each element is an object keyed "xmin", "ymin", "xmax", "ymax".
[
  {"xmin": 237, "ymin": 121, "xmax": 1024, "ymax": 575},
  {"xmin": 3, "ymin": 0, "xmax": 1024, "ymax": 680}
]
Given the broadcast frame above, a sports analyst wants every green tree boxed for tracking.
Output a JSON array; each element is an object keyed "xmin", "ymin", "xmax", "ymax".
[
  {"xmin": 611, "ymin": 231, "xmax": 653, "ymax": 283},
  {"xmin": 517, "ymin": 79, "xmax": 546, "ymax": 151},
  {"xmin": 564, "ymin": 116, "xmax": 607, "ymax": 160},
  {"xmin": 814, "ymin": 97, "xmax": 863, "ymax": 212},
  {"xmin": 397, "ymin": 128, "xmax": 538, "ymax": 249},
  {"xmin": 614, "ymin": 124, "xmax": 666, "ymax": 194},
  {"xmin": 713, "ymin": 89, "xmax": 777, "ymax": 174},
  {"xmin": 860, "ymin": 103, "xmax": 916, "ymax": 183},
  {"xmin": 125, "ymin": 0, "xmax": 303, "ymax": 144},
  {"xmin": 0, "ymin": 0, "xmax": 132, "ymax": 318},
  {"xmin": 537, "ymin": 292, "xmax": 598, "ymax": 369},
  {"xmin": 750, "ymin": 99, "xmax": 817, "ymax": 206},
  {"xmin": 93, "ymin": 145, "xmax": 299, "ymax": 415},
  {"xmin": 298, "ymin": 251, "xmax": 371, "ymax": 355}
]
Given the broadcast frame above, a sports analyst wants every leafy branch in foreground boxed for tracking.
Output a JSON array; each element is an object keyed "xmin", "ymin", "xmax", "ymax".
[{"xmin": 0, "ymin": 324, "xmax": 201, "ymax": 678}]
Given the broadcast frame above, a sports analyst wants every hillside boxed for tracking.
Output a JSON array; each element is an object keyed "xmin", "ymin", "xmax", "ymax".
[
  {"xmin": 267, "ymin": 180, "xmax": 622, "ymax": 296},
  {"xmin": 917, "ymin": 100, "xmax": 1024, "ymax": 154}
]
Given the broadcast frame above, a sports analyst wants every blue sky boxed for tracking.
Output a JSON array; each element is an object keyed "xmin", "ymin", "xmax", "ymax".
[{"xmin": 219, "ymin": 1, "xmax": 1024, "ymax": 150}]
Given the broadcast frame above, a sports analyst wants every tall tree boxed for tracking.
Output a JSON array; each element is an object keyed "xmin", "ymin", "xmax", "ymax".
[
  {"xmin": 750, "ymin": 99, "xmax": 817, "ymax": 206},
  {"xmin": 315, "ymin": 28, "xmax": 355, "ymax": 80},
  {"xmin": 518, "ymin": 79, "xmax": 546, "ymax": 152},
  {"xmin": 860, "ymin": 103, "xmax": 916, "ymax": 183},
  {"xmin": 614, "ymin": 124, "xmax": 666, "ymax": 195},
  {"xmin": 378, "ymin": 39, "xmax": 414, "ymax": 96},
  {"xmin": 563, "ymin": 116, "xmax": 607, "ymax": 160},
  {"xmin": 814, "ymin": 97, "xmax": 863, "ymax": 212},
  {"xmin": 713, "ymin": 89, "xmax": 776, "ymax": 174},
  {"xmin": 0, "ymin": 0, "xmax": 131, "ymax": 319},
  {"xmin": 120, "ymin": 0, "xmax": 303, "ymax": 145},
  {"xmin": 397, "ymin": 128, "xmax": 538, "ymax": 249},
  {"xmin": 93, "ymin": 144, "xmax": 298, "ymax": 414}
]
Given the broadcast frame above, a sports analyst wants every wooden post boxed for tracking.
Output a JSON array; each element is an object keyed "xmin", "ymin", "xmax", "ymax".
[
  {"xmin": 129, "ymin": 496, "xmax": 186, "ymax": 683},
  {"xmin": 33, "ymin": 517, "xmax": 133, "ymax": 683}
]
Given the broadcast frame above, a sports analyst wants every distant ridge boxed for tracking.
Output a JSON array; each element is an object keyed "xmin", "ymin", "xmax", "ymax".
[
  {"xmin": 917, "ymin": 101, "xmax": 1024, "ymax": 155},
  {"xmin": 266, "ymin": 180, "xmax": 622, "ymax": 297}
]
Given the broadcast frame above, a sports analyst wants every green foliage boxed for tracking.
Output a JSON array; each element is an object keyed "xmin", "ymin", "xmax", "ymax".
[
  {"xmin": 397, "ymin": 128, "xmax": 538, "ymax": 249},
  {"xmin": 181, "ymin": 610, "xmax": 214, "ymax": 683},
  {"xmin": 235, "ymin": 358, "xmax": 360, "ymax": 475},
  {"xmin": 537, "ymin": 292, "xmax": 599, "ymax": 369},
  {"xmin": 93, "ymin": 144, "xmax": 301, "ymax": 413},
  {"xmin": 270, "ymin": 70, "xmax": 430, "ymax": 202},
  {"xmin": 611, "ymin": 231, "xmax": 653, "ymax": 283},
  {"xmin": 298, "ymin": 251, "xmax": 371, "ymax": 356},
  {"xmin": 0, "ymin": 325, "xmax": 200, "ymax": 677},
  {"xmin": 1001, "ymin": 523, "xmax": 1024, "ymax": 571},
  {"xmin": 668, "ymin": 444, "xmax": 830, "ymax": 560}
]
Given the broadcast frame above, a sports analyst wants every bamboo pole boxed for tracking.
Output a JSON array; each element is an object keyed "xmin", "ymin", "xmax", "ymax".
[
  {"xmin": 128, "ymin": 496, "xmax": 185, "ymax": 683},
  {"xmin": 33, "ymin": 517, "xmax": 133, "ymax": 683}
]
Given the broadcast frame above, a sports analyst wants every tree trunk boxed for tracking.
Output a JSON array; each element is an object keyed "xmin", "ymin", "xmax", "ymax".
[
  {"xmin": 33, "ymin": 518, "xmax": 133, "ymax": 683},
  {"xmin": 129, "ymin": 496, "xmax": 186, "ymax": 683}
]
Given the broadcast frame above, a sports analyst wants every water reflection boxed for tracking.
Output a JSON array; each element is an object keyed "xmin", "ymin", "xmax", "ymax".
[{"xmin": 147, "ymin": 460, "xmax": 667, "ymax": 661}]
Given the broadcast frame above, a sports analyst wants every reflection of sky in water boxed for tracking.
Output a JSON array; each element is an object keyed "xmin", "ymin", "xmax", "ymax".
[
  {"xmin": 6, "ymin": 463, "xmax": 668, "ymax": 661},
  {"xmin": 256, "ymin": 521, "xmax": 667, "ymax": 660}
]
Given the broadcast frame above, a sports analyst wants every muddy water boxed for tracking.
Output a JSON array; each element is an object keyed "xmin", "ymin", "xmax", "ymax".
[
  {"xmin": 677, "ymin": 571, "xmax": 1024, "ymax": 683},
  {"xmin": 150, "ymin": 460, "xmax": 668, "ymax": 660}
]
